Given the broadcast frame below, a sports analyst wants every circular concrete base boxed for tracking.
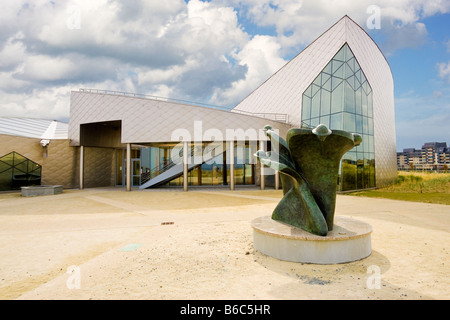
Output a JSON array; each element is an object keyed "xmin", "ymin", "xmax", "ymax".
[{"xmin": 251, "ymin": 216, "xmax": 372, "ymax": 264}]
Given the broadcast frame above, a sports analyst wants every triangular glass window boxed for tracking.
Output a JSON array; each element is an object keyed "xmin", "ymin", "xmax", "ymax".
[
  {"xmin": 332, "ymin": 60, "xmax": 344, "ymax": 74},
  {"xmin": 0, "ymin": 152, "xmax": 42, "ymax": 191}
]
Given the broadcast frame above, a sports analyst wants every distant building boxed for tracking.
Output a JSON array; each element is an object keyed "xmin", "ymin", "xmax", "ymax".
[{"xmin": 397, "ymin": 142, "xmax": 450, "ymax": 170}]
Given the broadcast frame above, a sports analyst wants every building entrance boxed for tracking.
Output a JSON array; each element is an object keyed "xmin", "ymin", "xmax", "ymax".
[{"xmin": 122, "ymin": 158, "xmax": 141, "ymax": 187}]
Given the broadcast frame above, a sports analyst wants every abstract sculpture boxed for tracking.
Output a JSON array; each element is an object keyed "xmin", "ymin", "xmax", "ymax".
[{"xmin": 255, "ymin": 124, "xmax": 362, "ymax": 236}]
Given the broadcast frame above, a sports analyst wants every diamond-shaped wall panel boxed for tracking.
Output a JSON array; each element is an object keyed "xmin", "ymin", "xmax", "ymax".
[{"xmin": 69, "ymin": 92, "xmax": 293, "ymax": 147}]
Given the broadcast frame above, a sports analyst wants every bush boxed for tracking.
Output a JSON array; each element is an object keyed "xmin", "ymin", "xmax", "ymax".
[{"xmin": 389, "ymin": 173, "xmax": 449, "ymax": 193}]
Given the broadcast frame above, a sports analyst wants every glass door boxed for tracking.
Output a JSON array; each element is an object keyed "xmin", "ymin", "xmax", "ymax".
[
  {"xmin": 122, "ymin": 158, "xmax": 141, "ymax": 187},
  {"xmin": 132, "ymin": 159, "xmax": 141, "ymax": 187}
]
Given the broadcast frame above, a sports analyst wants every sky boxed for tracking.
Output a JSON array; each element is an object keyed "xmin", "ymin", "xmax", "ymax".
[{"xmin": 0, "ymin": 0, "xmax": 449, "ymax": 151}]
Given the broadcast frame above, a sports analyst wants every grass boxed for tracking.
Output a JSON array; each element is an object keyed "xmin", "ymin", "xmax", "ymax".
[{"xmin": 347, "ymin": 172, "xmax": 450, "ymax": 205}]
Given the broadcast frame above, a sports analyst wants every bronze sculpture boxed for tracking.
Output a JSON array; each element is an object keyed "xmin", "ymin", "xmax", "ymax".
[{"xmin": 255, "ymin": 124, "xmax": 362, "ymax": 236}]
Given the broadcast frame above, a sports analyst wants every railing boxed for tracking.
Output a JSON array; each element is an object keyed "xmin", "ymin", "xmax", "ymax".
[
  {"xmin": 140, "ymin": 143, "xmax": 225, "ymax": 185},
  {"xmin": 141, "ymin": 146, "xmax": 194, "ymax": 185},
  {"xmin": 79, "ymin": 88, "xmax": 233, "ymax": 111},
  {"xmin": 78, "ymin": 88, "xmax": 289, "ymax": 124},
  {"xmin": 231, "ymin": 109, "xmax": 289, "ymax": 123}
]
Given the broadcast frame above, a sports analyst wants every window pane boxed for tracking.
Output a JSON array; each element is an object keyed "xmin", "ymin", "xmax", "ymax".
[
  {"xmin": 330, "ymin": 113, "xmax": 342, "ymax": 130},
  {"xmin": 189, "ymin": 167, "xmax": 200, "ymax": 186},
  {"xmin": 212, "ymin": 164, "xmax": 223, "ymax": 185},
  {"xmin": 363, "ymin": 116, "xmax": 369, "ymax": 134},
  {"xmin": 0, "ymin": 153, "xmax": 15, "ymax": 167},
  {"xmin": 302, "ymin": 118, "xmax": 311, "ymax": 127},
  {"xmin": 344, "ymin": 81, "xmax": 355, "ymax": 113},
  {"xmin": 321, "ymin": 73, "xmax": 331, "ymax": 86},
  {"xmin": 356, "ymin": 154, "xmax": 364, "ymax": 189},
  {"xmin": 310, "ymin": 117, "xmax": 320, "ymax": 127},
  {"xmin": 244, "ymin": 164, "xmax": 255, "ymax": 185},
  {"xmin": 331, "ymin": 81, "xmax": 343, "ymax": 113},
  {"xmin": 355, "ymin": 87, "xmax": 362, "ymax": 115},
  {"xmin": 333, "ymin": 64, "xmax": 344, "ymax": 78},
  {"xmin": 320, "ymin": 115, "xmax": 330, "ymax": 128},
  {"xmin": 335, "ymin": 46, "xmax": 346, "ymax": 61},
  {"xmin": 356, "ymin": 115, "xmax": 363, "ymax": 134},
  {"xmin": 343, "ymin": 112, "xmax": 356, "ymax": 132},
  {"xmin": 363, "ymin": 134, "xmax": 369, "ymax": 153},
  {"xmin": 15, "ymin": 159, "xmax": 28, "ymax": 174},
  {"xmin": 311, "ymin": 92, "xmax": 320, "ymax": 118},
  {"xmin": 311, "ymin": 83, "xmax": 320, "ymax": 97},
  {"xmin": 320, "ymin": 90, "xmax": 331, "ymax": 116},
  {"xmin": 347, "ymin": 57, "xmax": 355, "ymax": 73},
  {"xmin": 369, "ymin": 154, "xmax": 376, "ymax": 188},
  {"xmin": 302, "ymin": 95, "xmax": 311, "ymax": 120},
  {"xmin": 368, "ymin": 135, "xmax": 374, "ymax": 153},
  {"xmin": 341, "ymin": 153, "xmax": 356, "ymax": 191},
  {"xmin": 323, "ymin": 61, "xmax": 332, "ymax": 74},
  {"xmin": 304, "ymin": 86, "xmax": 312, "ymax": 98},
  {"xmin": 368, "ymin": 117, "xmax": 374, "ymax": 135},
  {"xmin": 234, "ymin": 164, "xmax": 244, "ymax": 185},
  {"xmin": 362, "ymin": 92, "xmax": 368, "ymax": 116},
  {"xmin": 0, "ymin": 161, "xmax": 10, "ymax": 174},
  {"xmin": 0, "ymin": 168, "xmax": 12, "ymax": 191},
  {"xmin": 346, "ymin": 75, "xmax": 355, "ymax": 90},
  {"xmin": 322, "ymin": 77, "xmax": 332, "ymax": 91}
]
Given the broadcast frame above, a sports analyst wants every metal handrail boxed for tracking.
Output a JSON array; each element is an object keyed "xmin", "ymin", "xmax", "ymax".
[
  {"xmin": 141, "ymin": 143, "xmax": 224, "ymax": 185},
  {"xmin": 79, "ymin": 88, "xmax": 232, "ymax": 111}
]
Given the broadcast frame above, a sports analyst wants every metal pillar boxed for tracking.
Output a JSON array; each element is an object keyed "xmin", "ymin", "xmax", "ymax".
[
  {"xmin": 126, "ymin": 143, "xmax": 131, "ymax": 191},
  {"xmin": 183, "ymin": 141, "xmax": 188, "ymax": 192},
  {"xmin": 229, "ymin": 140, "xmax": 235, "ymax": 190},
  {"xmin": 260, "ymin": 140, "xmax": 265, "ymax": 190},
  {"xmin": 275, "ymin": 170, "xmax": 280, "ymax": 190},
  {"xmin": 79, "ymin": 145, "xmax": 84, "ymax": 190}
]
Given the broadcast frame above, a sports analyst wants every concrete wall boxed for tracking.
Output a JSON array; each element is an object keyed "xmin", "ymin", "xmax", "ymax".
[{"xmin": 0, "ymin": 134, "xmax": 115, "ymax": 189}]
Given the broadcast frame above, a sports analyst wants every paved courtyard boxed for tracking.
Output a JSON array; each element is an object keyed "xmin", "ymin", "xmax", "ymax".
[{"xmin": 0, "ymin": 187, "xmax": 448, "ymax": 300}]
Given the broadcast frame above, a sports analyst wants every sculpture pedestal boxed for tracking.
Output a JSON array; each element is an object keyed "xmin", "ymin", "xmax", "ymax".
[{"xmin": 251, "ymin": 216, "xmax": 372, "ymax": 264}]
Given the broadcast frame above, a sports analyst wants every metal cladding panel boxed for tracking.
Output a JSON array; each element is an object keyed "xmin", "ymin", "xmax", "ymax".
[
  {"xmin": 69, "ymin": 91, "xmax": 292, "ymax": 146},
  {"xmin": 233, "ymin": 16, "xmax": 397, "ymax": 187},
  {"xmin": 0, "ymin": 117, "xmax": 68, "ymax": 140},
  {"xmin": 344, "ymin": 19, "xmax": 397, "ymax": 186}
]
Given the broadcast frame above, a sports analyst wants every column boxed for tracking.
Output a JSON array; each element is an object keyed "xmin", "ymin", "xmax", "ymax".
[
  {"xmin": 183, "ymin": 141, "xmax": 188, "ymax": 192},
  {"xmin": 222, "ymin": 148, "xmax": 228, "ymax": 185},
  {"xmin": 275, "ymin": 170, "xmax": 280, "ymax": 190},
  {"xmin": 260, "ymin": 140, "xmax": 265, "ymax": 190},
  {"xmin": 229, "ymin": 140, "xmax": 235, "ymax": 190},
  {"xmin": 79, "ymin": 145, "xmax": 84, "ymax": 190},
  {"xmin": 126, "ymin": 143, "xmax": 131, "ymax": 191}
]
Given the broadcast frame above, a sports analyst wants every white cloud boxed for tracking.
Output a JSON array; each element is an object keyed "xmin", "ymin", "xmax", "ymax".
[
  {"xmin": 210, "ymin": 35, "xmax": 287, "ymax": 105},
  {"xmin": 0, "ymin": 86, "xmax": 72, "ymax": 120},
  {"xmin": 0, "ymin": 0, "xmax": 251, "ymax": 118},
  {"xmin": 437, "ymin": 61, "xmax": 450, "ymax": 83},
  {"xmin": 0, "ymin": 0, "xmax": 449, "ymax": 122},
  {"xmin": 230, "ymin": 0, "xmax": 450, "ymax": 55}
]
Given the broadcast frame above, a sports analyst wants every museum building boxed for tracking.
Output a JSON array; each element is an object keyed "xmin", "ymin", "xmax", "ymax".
[{"xmin": 0, "ymin": 15, "xmax": 397, "ymax": 192}]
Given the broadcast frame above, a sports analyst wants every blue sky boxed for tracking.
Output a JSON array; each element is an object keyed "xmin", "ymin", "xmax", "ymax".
[
  {"xmin": 380, "ymin": 13, "xmax": 450, "ymax": 150},
  {"xmin": 0, "ymin": 0, "xmax": 448, "ymax": 151}
]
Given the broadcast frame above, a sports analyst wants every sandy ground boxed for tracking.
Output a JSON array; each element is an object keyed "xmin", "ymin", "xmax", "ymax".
[{"xmin": 0, "ymin": 186, "xmax": 448, "ymax": 300}]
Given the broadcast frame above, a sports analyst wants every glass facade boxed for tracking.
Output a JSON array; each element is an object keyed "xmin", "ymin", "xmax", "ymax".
[
  {"xmin": 301, "ymin": 43, "xmax": 375, "ymax": 191},
  {"xmin": 0, "ymin": 152, "xmax": 42, "ymax": 191},
  {"xmin": 115, "ymin": 142, "xmax": 256, "ymax": 188}
]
